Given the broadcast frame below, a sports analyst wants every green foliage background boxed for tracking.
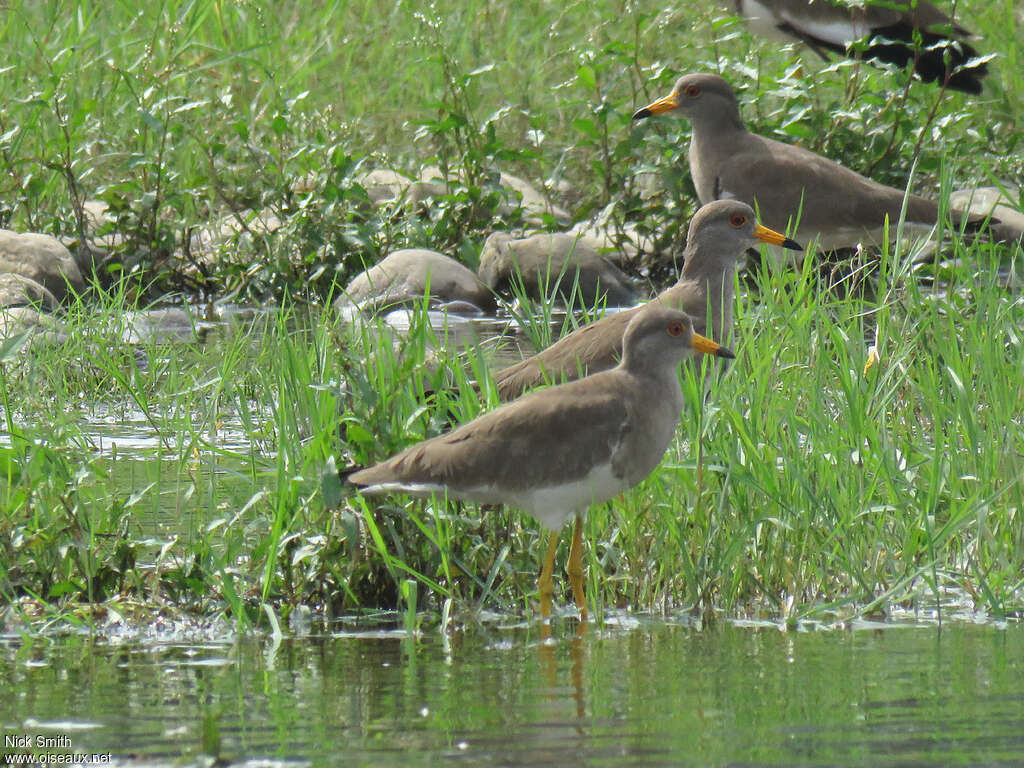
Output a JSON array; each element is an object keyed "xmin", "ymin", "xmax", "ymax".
[{"xmin": 0, "ymin": 0, "xmax": 1020, "ymax": 629}]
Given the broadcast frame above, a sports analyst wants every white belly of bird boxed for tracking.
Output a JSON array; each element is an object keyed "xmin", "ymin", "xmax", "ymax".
[
  {"xmin": 494, "ymin": 462, "xmax": 629, "ymax": 532},
  {"xmin": 357, "ymin": 462, "xmax": 631, "ymax": 532},
  {"xmin": 738, "ymin": 0, "xmax": 792, "ymax": 39},
  {"xmin": 739, "ymin": 0, "xmax": 868, "ymax": 46}
]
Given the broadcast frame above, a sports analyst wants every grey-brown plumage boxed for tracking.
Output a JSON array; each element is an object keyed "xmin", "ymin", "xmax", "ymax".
[
  {"xmin": 348, "ymin": 303, "xmax": 734, "ymax": 619},
  {"xmin": 493, "ymin": 200, "xmax": 800, "ymax": 400},
  {"xmin": 734, "ymin": 0, "xmax": 988, "ymax": 94},
  {"xmin": 348, "ymin": 303, "xmax": 732, "ymax": 532},
  {"xmin": 633, "ymin": 73, "xmax": 981, "ymax": 252}
]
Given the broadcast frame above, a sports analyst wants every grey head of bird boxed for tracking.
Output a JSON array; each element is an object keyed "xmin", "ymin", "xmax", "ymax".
[
  {"xmin": 686, "ymin": 199, "xmax": 803, "ymax": 263},
  {"xmin": 619, "ymin": 303, "xmax": 735, "ymax": 373},
  {"xmin": 633, "ymin": 73, "xmax": 743, "ymax": 131}
]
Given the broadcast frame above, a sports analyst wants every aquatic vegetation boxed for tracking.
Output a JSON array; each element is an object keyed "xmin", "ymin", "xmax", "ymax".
[
  {"xmin": 0, "ymin": 256, "xmax": 1019, "ymax": 629},
  {"xmin": 0, "ymin": 0, "xmax": 1021, "ymax": 630}
]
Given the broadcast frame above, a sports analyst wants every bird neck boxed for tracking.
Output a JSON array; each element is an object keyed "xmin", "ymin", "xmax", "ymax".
[
  {"xmin": 680, "ymin": 248, "xmax": 735, "ymax": 294},
  {"xmin": 680, "ymin": 242, "xmax": 706, "ymax": 276},
  {"xmin": 620, "ymin": 345, "xmax": 685, "ymax": 388},
  {"xmin": 690, "ymin": 106, "xmax": 746, "ymax": 142},
  {"xmin": 679, "ymin": 253, "xmax": 735, "ymax": 342}
]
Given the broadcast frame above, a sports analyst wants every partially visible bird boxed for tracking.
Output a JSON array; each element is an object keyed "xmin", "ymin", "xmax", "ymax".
[
  {"xmin": 633, "ymin": 73, "xmax": 985, "ymax": 254},
  {"xmin": 346, "ymin": 303, "xmax": 734, "ymax": 620},
  {"xmin": 734, "ymin": 0, "xmax": 988, "ymax": 94},
  {"xmin": 494, "ymin": 200, "xmax": 800, "ymax": 401}
]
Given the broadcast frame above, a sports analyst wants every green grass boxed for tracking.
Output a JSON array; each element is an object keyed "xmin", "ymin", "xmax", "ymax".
[
  {"xmin": 1, "ymin": 0, "xmax": 1020, "ymax": 296},
  {"xmin": 0, "ymin": 0, "xmax": 1021, "ymax": 628},
  {"xmin": 1, "ymin": 261, "xmax": 1020, "ymax": 627}
]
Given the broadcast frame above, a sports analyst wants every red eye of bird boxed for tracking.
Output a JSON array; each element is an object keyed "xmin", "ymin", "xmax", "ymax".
[
  {"xmin": 730, "ymin": 213, "xmax": 746, "ymax": 227},
  {"xmin": 685, "ymin": 84, "xmax": 701, "ymax": 98},
  {"xmin": 667, "ymin": 321, "xmax": 686, "ymax": 337}
]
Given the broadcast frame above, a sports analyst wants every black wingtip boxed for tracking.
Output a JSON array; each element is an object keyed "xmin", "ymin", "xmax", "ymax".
[
  {"xmin": 943, "ymin": 70, "xmax": 985, "ymax": 95},
  {"xmin": 961, "ymin": 213, "xmax": 1000, "ymax": 235},
  {"xmin": 783, "ymin": 237, "xmax": 803, "ymax": 251},
  {"xmin": 338, "ymin": 464, "xmax": 364, "ymax": 486},
  {"xmin": 862, "ymin": 23, "xmax": 988, "ymax": 94},
  {"xmin": 632, "ymin": 107, "xmax": 652, "ymax": 121}
]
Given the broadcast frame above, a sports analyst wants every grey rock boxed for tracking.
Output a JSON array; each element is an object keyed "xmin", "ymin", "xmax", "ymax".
[
  {"xmin": 78, "ymin": 200, "xmax": 125, "ymax": 251},
  {"xmin": 433, "ymin": 299, "xmax": 486, "ymax": 315},
  {"xmin": 420, "ymin": 166, "xmax": 571, "ymax": 226},
  {"xmin": 360, "ymin": 166, "xmax": 570, "ymax": 226},
  {"xmin": 83, "ymin": 199, "xmax": 111, "ymax": 232},
  {"xmin": 0, "ymin": 307, "xmax": 66, "ymax": 342},
  {"xmin": 950, "ymin": 186, "xmax": 1024, "ymax": 245},
  {"xmin": 186, "ymin": 208, "xmax": 285, "ymax": 270},
  {"xmin": 57, "ymin": 200, "xmax": 123, "ymax": 257},
  {"xmin": 337, "ymin": 248, "xmax": 495, "ymax": 315},
  {"xmin": 497, "ymin": 171, "xmax": 571, "ymax": 226},
  {"xmin": 567, "ymin": 214, "xmax": 661, "ymax": 264},
  {"xmin": 356, "ymin": 169, "xmax": 447, "ymax": 208},
  {"xmin": 478, "ymin": 232, "xmax": 638, "ymax": 308},
  {"xmin": 0, "ymin": 230, "xmax": 85, "ymax": 302},
  {"xmin": 0, "ymin": 274, "xmax": 60, "ymax": 312}
]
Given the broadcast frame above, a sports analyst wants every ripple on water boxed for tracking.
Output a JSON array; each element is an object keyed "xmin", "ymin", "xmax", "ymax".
[{"xmin": 2, "ymin": 611, "xmax": 1022, "ymax": 767}]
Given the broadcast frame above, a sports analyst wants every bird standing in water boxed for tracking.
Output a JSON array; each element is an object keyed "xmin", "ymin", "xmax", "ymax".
[{"xmin": 347, "ymin": 304, "xmax": 734, "ymax": 620}]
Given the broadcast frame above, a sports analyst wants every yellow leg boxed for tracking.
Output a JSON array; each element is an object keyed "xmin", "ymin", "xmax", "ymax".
[
  {"xmin": 567, "ymin": 514, "xmax": 588, "ymax": 621},
  {"xmin": 538, "ymin": 531, "xmax": 560, "ymax": 621}
]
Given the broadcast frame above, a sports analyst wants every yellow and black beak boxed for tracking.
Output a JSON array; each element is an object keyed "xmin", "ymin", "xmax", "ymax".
[
  {"xmin": 755, "ymin": 222, "xmax": 803, "ymax": 251},
  {"xmin": 632, "ymin": 92, "xmax": 680, "ymax": 121},
  {"xmin": 691, "ymin": 333, "xmax": 735, "ymax": 359}
]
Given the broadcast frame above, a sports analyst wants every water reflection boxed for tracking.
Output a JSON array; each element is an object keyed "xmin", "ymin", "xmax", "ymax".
[{"xmin": 4, "ymin": 616, "xmax": 1021, "ymax": 767}]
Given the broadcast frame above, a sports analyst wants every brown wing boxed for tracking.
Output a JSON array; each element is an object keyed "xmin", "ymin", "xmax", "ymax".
[
  {"xmin": 494, "ymin": 308, "xmax": 640, "ymax": 400},
  {"xmin": 351, "ymin": 377, "xmax": 632, "ymax": 491},
  {"xmin": 654, "ymin": 281, "xmax": 710, "ymax": 337},
  {"xmin": 722, "ymin": 133, "xmax": 940, "ymax": 233}
]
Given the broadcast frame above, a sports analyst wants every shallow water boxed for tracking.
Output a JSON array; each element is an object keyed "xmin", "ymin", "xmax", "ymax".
[
  {"xmin": 0, "ymin": 303, "xmax": 535, "ymax": 458},
  {"xmin": 3, "ymin": 616, "xmax": 1022, "ymax": 767},
  {"xmin": 5, "ymin": 303, "xmax": 1022, "ymax": 766}
]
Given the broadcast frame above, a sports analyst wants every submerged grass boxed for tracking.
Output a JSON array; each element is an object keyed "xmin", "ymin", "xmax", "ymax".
[{"xmin": 0, "ymin": 0, "xmax": 1021, "ymax": 628}]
